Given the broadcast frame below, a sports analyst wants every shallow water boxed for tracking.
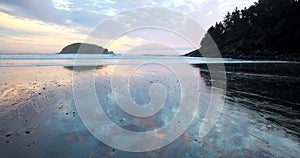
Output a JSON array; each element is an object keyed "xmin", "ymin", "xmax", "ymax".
[{"xmin": 0, "ymin": 55, "xmax": 299, "ymax": 157}]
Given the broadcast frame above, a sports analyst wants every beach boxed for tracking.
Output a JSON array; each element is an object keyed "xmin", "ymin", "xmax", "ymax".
[{"xmin": 0, "ymin": 55, "xmax": 299, "ymax": 157}]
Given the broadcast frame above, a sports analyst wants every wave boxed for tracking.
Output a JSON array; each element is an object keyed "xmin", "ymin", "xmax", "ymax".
[{"xmin": 0, "ymin": 54, "xmax": 297, "ymax": 67}]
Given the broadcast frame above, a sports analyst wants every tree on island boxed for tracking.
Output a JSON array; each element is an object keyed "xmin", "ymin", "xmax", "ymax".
[{"xmin": 186, "ymin": 0, "xmax": 300, "ymax": 60}]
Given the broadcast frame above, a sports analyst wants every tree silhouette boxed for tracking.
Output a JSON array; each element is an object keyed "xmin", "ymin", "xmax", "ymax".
[{"xmin": 186, "ymin": 0, "xmax": 300, "ymax": 60}]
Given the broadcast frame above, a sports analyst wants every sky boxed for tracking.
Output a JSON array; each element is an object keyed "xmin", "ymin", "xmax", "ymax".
[{"xmin": 0, "ymin": 0, "xmax": 257, "ymax": 54}]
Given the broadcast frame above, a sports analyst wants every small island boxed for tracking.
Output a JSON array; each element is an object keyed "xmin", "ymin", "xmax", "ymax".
[{"xmin": 58, "ymin": 43, "xmax": 114, "ymax": 54}]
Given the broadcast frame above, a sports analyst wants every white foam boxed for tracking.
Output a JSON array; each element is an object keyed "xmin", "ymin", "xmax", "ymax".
[{"xmin": 0, "ymin": 54, "xmax": 297, "ymax": 67}]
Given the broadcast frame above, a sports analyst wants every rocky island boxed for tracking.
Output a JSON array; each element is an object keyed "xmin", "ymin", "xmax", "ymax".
[{"xmin": 58, "ymin": 43, "xmax": 114, "ymax": 54}]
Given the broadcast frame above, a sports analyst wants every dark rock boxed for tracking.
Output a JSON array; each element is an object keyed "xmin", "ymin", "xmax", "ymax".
[{"xmin": 58, "ymin": 43, "xmax": 114, "ymax": 54}]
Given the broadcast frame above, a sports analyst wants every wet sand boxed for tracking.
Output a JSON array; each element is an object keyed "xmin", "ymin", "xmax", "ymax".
[{"xmin": 0, "ymin": 63, "xmax": 299, "ymax": 158}]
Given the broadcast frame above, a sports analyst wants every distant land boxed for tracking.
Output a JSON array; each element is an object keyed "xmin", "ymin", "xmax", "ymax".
[
  {"xmin": 58, "ymin": 43, "xmax": 114, "ymax": 54},
  {"xmin": 185, "ymin": 0, "xmax": 300, "ymax": 61}
]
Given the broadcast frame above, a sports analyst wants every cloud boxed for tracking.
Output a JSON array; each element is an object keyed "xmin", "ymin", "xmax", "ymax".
[
  {"xmin": 1, "ymin": 0, "xmax": 67, "ymax": 25},
  {"xmin": 0, "ymin": 0, "xmax": 109, "ymax": 27},
  {"xmin": 0, "ymin": 3, "xmax": 15, "ymax": 12},
  {"xmin": 0, "ymin": 12, "xmax": 85, "ymax": 53},
  {"xmin": 0, "ymin": 12, "xmax": 74, "ymax": 35},
  {"xmin": 107, "ymin": 36, "xmax": 148, "ymax": 53},
  {"xmin": 0, "ymin": 0, "xmax": 257, "ymax": 30},
  {"xmin": 52, "ymin": 0, "xmax": 72, "ymax": 11},
  {"xmin": 0, "ymin": 0, "xmax": 258, "ymax": 53}
]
